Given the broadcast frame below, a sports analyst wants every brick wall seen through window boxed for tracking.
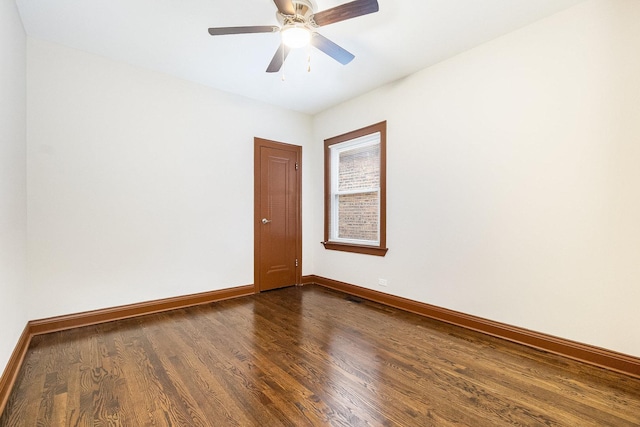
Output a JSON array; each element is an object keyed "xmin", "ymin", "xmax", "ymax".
[{"xmin": 336, "ymin": 144, "xmax": 380, "ymax": 241}]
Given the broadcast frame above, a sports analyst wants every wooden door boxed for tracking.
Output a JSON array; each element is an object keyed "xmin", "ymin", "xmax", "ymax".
[{"xmin": 254, "ymin": 138, "xmax": 301, "ymax": 292}]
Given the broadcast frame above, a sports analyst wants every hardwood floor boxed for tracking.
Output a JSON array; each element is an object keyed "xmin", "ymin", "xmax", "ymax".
[{"xmin": 1, "ymin": 285, "xmax": 639, "ymax": 426}]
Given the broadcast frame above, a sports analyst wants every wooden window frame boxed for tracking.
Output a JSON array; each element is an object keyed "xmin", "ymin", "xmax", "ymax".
[{"xmin": 323, "ymin": 121, "xmax": 388, "ymax": 256}]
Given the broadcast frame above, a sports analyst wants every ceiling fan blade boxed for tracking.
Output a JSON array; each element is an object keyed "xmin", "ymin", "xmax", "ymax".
[
  {"xmin": 266, "ymin": 43, "xmax": 291, "ymax": 73},
  {"xmin": 312, "ymin": 0, "xmax": 379, "ymax": 27},
  {"xmin": 208, "ymin": 26, "xmax": 279, "ymax": 36},
  {"xmin": 273, "ymin": 0, "xmax": 295, "ymax": 15},
  {"xmin": 311, "ymin": 33, "xmax": 355, "ymax": 65}
]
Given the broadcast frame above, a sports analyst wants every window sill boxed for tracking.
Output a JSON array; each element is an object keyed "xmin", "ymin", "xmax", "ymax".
[{"xmin": 322, "ymin": 241, "xmax": 388, "ymax": 257}]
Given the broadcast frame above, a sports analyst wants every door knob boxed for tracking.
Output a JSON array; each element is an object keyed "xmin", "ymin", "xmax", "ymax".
[{"xmin": 261, "ymin": 218, "xmax": 272, "ymax": 224}]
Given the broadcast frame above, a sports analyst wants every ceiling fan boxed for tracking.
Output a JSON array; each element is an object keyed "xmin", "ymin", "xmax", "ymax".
[{"xmin": 207, "ymin": 0, "xmax": 379, "ymax": 73}]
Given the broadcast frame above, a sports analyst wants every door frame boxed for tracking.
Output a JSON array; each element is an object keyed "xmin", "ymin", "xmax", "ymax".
[{"xmin": 254, "ymin": 137, "xmax": 302, "ymax": 292}]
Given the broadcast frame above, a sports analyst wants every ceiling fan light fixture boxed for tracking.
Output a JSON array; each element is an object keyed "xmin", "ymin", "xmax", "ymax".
[{"xmin": 281, "ymin": 24, "xmax": 312, "ymax": 48}]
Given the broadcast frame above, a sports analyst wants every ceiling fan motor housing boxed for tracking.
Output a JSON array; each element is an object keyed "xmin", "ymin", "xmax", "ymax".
[{"xmin": 277, "ymin": 0, "xmax": 317, "ymax": 27}]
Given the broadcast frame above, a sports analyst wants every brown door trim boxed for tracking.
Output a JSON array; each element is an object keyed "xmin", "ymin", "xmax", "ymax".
[{"xmin": 254, "ymin": 138, "xmax": 302, "ymax": 292}]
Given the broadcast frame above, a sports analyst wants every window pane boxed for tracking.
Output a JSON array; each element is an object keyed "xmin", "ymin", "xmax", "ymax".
[
  {"xmin": 338, "ymin": 143, "xmax": 380, "ymax": 191},
  {"xmin": 337, "ymin": 192, "xmax": 379, "ymax": 241}
]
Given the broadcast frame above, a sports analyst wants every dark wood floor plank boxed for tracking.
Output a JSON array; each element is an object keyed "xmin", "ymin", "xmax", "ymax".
[
  {"xmin": 258, "ymin": 291, "xmax": 557, "ymax": 425},
  {"xmin": 0, "ymin": 339, "xmax": 45, "ymax": 427},
  {"xmin": 190, "ymin": 306, "xmax": 324, "ymax": 426},
  {"xmin": 140, "ymin": 312, "xmax": 241, "ymax": 427},
  {"xmin": 2, "ymin": 285, "xmax": 639, "ymax": 426},
  {"xmin": 233, "ymin": 295, "xmax": 401, "ymax": 426},
  {"xmin": 297, "ymin": 287, "xmax": 640, "ymax": 425},
  {"xmin": 180, "ymin": 312, "xmax": 324, "ymax": 425}
]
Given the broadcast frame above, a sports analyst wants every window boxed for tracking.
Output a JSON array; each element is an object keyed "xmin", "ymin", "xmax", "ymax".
[{"xmin": 323, "ymin": 121, "xmax": 388, "ymax": 256}]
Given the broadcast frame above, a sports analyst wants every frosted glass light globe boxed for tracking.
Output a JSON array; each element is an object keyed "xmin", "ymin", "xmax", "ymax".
[{"xmin": 282, "ymin": 26, "xmax": 311, "ymax": 49}]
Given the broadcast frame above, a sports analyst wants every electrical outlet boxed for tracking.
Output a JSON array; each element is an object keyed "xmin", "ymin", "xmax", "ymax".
[{"xmin": 378, "ymin": 278, "xmax": 388, "ymax": 287}]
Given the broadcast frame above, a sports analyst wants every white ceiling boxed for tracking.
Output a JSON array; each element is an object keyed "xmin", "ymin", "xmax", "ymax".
[{"xmin": 16, "ymin": 0, "xmax": 587, "ymax": 114}]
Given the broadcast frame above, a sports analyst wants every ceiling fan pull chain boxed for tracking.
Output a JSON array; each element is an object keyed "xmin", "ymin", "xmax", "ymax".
[
  {"xmin": 307, "ymin": 44, "xmax": 311, "ymax": 73},
  {"xmin": 282, "ymin": 44, "xmax": 286, "ymax": 81}
]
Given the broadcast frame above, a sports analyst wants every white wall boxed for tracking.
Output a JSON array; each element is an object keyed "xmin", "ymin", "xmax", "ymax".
[
  {"xmin": 27, "ymin": 38, "xmax": 313, "ymax": 319},
  {"xmin": 312, "ymin": 0, "xmax": 640, "ymax": 357},
  {"xmin": 0, "ymin": 0, "xmax": 28, "ymax": 373}
]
